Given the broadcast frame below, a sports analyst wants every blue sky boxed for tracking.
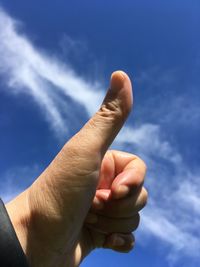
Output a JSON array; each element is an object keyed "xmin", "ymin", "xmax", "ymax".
[{"xmin": 0, "ymin": 1, "xmax": 200, "ymax": 267}]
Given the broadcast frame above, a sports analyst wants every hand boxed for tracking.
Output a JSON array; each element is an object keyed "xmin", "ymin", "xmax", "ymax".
[{"xmin": 5, "ymin": 71, "xmax": 148, "ymax": 267}]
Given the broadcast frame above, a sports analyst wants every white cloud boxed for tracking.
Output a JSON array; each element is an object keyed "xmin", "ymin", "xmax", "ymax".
[
  {"xmin": 140, "ymin": 207, "xmax": 200, "ymax": 261},
  {"xmin": 136, "ymin": 168, "xmax": 200, "ymax": 265},
  {"xmin": 0, "ymin": 8, "xmax": 103, "ymax": 138},
  {"xmin": 115, "ymin": 123, "xmax": 182, "ymax": 164},
  {"xmin": 175, "ymin": 177, "xmax": 200, "ymax": 216},
  {"xmin": 0, "ymin": 7, "xmax": 200, "ymax": 266},
  {"xmin": 135, "ymin": 66, "xmax": 200, "ymax": 128}
]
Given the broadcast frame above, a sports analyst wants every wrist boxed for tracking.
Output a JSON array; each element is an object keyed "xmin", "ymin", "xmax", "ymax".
[{"xmin": 5, "ymin": 191, "xmax": 31, "ymax": 256}]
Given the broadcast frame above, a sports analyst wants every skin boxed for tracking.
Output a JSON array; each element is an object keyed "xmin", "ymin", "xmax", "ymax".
[{"xmin": 5, "ymin": 71, "xmax": 148, "ymax": 267}]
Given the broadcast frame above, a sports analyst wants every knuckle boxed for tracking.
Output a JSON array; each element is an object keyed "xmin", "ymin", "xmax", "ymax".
[
  {"xmin": 142, "ymin": 161, "xmax": 147, "ymax": 173},
  {"xmin": 135, "ymin": 159, "xmax": 147, "ymax": 185},
  {"xmin": 137, "ymin": 157, "xmax": 147, "ymax": 173},
  {"xmin": 142, "ymin": 187, "xmax": 148, "ymax": 205},
  {"xmin": 94, "ymin": 213, "xmax": 141, "ymax": 234},
  {"xmin": 133, "ymin": 154, "xmax": 147, "ymax": 172},
  {"xmin": 136, "ymin": 187, "xmax": 148, "ymax": 211},
  {"xmin": 121, "ymin": 214, "xmax": 140, "ymax": 233},
  {"xmin": 131, "ymin": 213, "xmax": 140, "ymax": 231},
  {"xmin": 97, "ymin": 101, "xmax": 125, "ymax": 122}
]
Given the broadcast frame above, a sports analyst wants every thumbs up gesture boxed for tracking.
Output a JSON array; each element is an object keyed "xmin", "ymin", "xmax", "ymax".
[{"xmin": 6, "ymin": 71, "xmax": 148, "ymax": 267}]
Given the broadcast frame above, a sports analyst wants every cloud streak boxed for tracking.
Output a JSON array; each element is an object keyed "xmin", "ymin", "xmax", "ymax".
[{"xmin": 0, "ymin": 8, "xmax": 103, "ymax": 137}]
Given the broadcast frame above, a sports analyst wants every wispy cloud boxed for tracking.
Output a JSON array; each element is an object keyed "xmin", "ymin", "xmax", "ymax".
[
  {"xmin": 115, "ymin": 123, "xmax": 200, "ymax": 263},
  {"xmin": 175, "ymin": 178, "xmax": 200, "ymax": 216},
  {"xmin": 0, "ymin": 8, "xmax": 103, "ymax": 138},
  {"xmin": 139, "ymin": 179, "xmax": 200, "ymax": 265},
  {"xmin": 141, "ymin": 206, "xmax": 200, "ymax": 263},
  {"xmin": 0, "ymin": 7, "xmax": 200, "ymax": 266},
  {"xmin": 115, "ymin": 123, "xmax": 182, "ymax": 164}
]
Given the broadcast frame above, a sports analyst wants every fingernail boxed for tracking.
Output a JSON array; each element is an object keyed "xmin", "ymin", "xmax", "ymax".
[
  {"xmin": 85, "ymin": 213, "xmax": 98, "ymax": 224},
  {"xmin": 115, "ymin": 185, "xmax": 130, "ymax": 199},
  {"xmin": 93, "ymin": 198, "xmax": 104, "ymax": 210},
  {"xmin": 110, "ymin": 71, "xmax": 125, "ymax": 91},
  {"xmin": 113, "ymin": 236, "xmax": 125, "ymax": 246}
]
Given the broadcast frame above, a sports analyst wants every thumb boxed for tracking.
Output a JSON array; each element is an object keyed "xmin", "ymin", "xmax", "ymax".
[{"xmin": 70, "ymin": 70, "xmax": 133, "ymax": 157}]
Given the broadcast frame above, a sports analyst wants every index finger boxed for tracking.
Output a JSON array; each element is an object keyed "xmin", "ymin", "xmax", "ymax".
[{"xmin": 109, "ymin": 150, "xmax": 147, "ymax": 199}]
